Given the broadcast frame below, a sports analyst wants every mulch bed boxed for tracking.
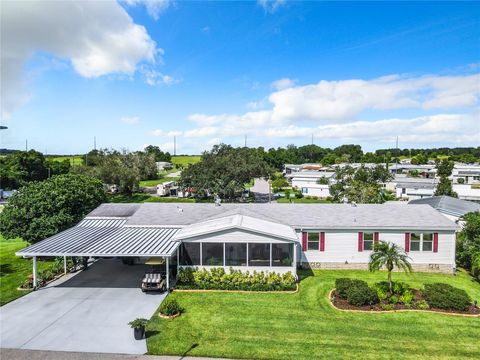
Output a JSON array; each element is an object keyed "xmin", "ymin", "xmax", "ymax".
[{"xmin": 331, "ymin": 289, "xmax": 480, "ymax": 316}]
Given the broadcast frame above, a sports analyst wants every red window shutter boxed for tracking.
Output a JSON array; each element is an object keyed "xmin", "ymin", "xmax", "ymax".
[
  {"xmin": 374, "ymin": 232, "xmax": 379, "ymax": 245},
  {"xmin": 405, "ymin": 232, "xmax": 410, "ymax": 252},
  {"xmin": 358, "ymin": 232, "xmax": 363, "ymax": 252},
  {"xmin": 302, "ymin": 232, "xmax": 308, "ymax": 250},
  {"xmin": 433, "ymin": 233, "xmax": 439, "ymax": 253},
  {"xmin": 320, "ymin": 232, "xmax": 325, "ymax": 252}
]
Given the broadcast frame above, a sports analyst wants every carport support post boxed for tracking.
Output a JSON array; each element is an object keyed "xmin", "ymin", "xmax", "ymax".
[
  {"xmin": 166, "ymin": 257, "xmax": 170, "ymax": 291},
  {"xmin": 32, "ymin": 256, "xmax": 37, "ymax": 289},
  {"xmin": 64, "ymin": 256, "xmax": 67, "ymax": 274}
]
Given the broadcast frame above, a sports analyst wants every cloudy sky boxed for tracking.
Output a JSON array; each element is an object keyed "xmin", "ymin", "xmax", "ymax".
[{"xmin": 1, "ymin": 0, "xmax": 479, "ymax": 154}]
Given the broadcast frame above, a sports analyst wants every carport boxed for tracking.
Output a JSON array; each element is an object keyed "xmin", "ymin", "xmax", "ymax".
[{"xmin": 16, "ymin": 217, "xmax": 182, "ymax": 290}]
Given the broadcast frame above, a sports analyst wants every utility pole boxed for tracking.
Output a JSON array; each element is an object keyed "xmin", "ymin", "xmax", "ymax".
[
  {"xmin": 25, "ymin": 139, "xmax": 28, "ymax": 152},
  {"xmin": 244, "ymin": 135, "xmax": 247, "ymax": 148},
  {"xmin": 173, "ymin": 136, "xmax": 176, "ymax": 156},
  {"xmin": 94, "ymin": 136, "xmax": 97, "ymax": 150}
]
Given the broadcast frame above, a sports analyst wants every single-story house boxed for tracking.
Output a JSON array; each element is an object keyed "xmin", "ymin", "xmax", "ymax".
[
  {"xmin": 409, "ymin": 195, "xmax": 480, "ymax": 223},
  {"xmin": 389, "ymin": 176, "xmax": 437, "ymax": 200},
  {"xmin": 286, "ymin": 171, "xmax": 335, "ymax": 197},
  {"xmin": 17, "ymin": 203, "xmax": 458, "ymax": 289},
  {"xmin": 452, "ymin": 164, "xmax": 480, "ymax": 184},
  {"xmin": 155, "ymin": 161, "xmax": 173, "ymax": 171}
]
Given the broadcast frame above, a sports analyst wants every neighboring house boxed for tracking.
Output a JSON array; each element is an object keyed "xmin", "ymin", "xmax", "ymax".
[
  {"xmin": 0, "ymin": 189, "xmax": 16, "ymax": 204},
  {"xmin": 452, "ymin": 184, "xmax": 480, "ymax": 203},
  {"xmin": 286, "ymin": 171, "xmax": 335, "ymax": 197},
  {"xmin": 409, "ymin": 195, "xmax": 480, "ymax": 223},
  {"xmin": 156, "ymin": 161, "xmax": 173, "ymax": 171},
  {"xmin": 389, "ymin": 176, "xmax": 437, "ymax": 200},
  {"xmin": 18, "ymin": 203, "xmax": 458, "ymax": 284},
  {"xmin": 452, "ymin": 164, "xmax": 480, "ymax": 184}
]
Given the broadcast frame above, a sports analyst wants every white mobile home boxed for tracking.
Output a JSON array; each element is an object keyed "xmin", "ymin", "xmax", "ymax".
[{"xmin": 18, "ymin": 203, "xmax": 458, "ymax": 289}]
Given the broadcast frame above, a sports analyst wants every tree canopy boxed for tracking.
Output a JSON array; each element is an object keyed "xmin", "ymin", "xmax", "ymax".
[
  {"xmin": 434, "ymin": 159, "xmax": 457, "ymax": 197},
  {"xmin": 0, "ymin": 150, "xmax": 70, "ymax": 189},
  {"xmin": 456, "ymin": 211, "xmax": 480, "ymax": 280},
  {"xmin": 329, "ymin": 164, "xmax": 393, "ymax": 203},
  {"xmin": 0, "ymin": 174, "xmax": 105, "ymax": 243},
  {"xmin": 144, "ymin": 145, "xmax": 172, "ymax": 162},
  {"xmin": 180, "ymin": 144, "xmax": 273, "ymax": 200},
  {"xmin": 73, "ymin": 148, "xmax": 158, "ymax": 194}
]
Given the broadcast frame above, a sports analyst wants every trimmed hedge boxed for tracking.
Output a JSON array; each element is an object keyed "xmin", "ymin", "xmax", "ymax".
[
  {"xmin": 335, "ymin": 278, "xmax": 370, "ymax": 299},
  {"xmin": 176, "ymin": 267, "xmax": 296, "ymax": 291},
  {"xmin": 423, "ymin": 283, "xmax": 472, "ymax": 312},
  {"xmin": 346, "ymin": 282, "xmax": 379, "ymax": 306}
]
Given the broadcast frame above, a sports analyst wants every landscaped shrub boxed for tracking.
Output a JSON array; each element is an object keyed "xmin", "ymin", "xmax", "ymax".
[
  {"xmin": 159, "ymin": 298, "xmax": 184, "ymax": 316},
  {"xmin": 400, "ymin": 290, "xmax": 414, "ymax": 305},
  {"xmin": 346, "ymin": 281, "xmax": 379, "ymax": 306},
  {"xmin": 423, "ymin": 283, "xmax": 472, "ymax": 311},
  {"xmin": 413, "ymin": 300, "xmax": 429, "ymax": 310},
  {"xmin": 176, "ymin": 267, "xmax": 296, "ymax": 291},
  {"xmin": 335, "ymin": 278, "xmax": 370, "ymax": 299},
  {"xmin": 374, "ymin": 281, "xmax": 410, "ymax": 296}
]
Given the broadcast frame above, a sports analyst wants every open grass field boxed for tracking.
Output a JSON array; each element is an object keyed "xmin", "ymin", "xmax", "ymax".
[
  {"xmin": 0, "ymin": 235, "xmax": 52, "ymax": 306},
  {"xmin": 147, "ymin": 269, "xmax": 480, "ymax": 359},
  {"xmin": 48, "ymin": 155, "xmax": 84, "ymax": 166},
  {"xmin": 171, "ymin": 155, "xmax": 201, "ymax": 167}
]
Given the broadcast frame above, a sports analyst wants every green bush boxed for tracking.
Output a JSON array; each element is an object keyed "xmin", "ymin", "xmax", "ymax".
[
  {"xmin": 413, "ymin": 300, "xmax": 429, "ymax": 310},
  {"xmin": 423, "ymin": 283, "xmax": 471, "ymax": 311},
  {"xmin": 345, "ymin": 281, "xmax": 379, "ymax": 306},
  {"xmin": 335, "ymin": 278, "xmax": 369, "ymax": 299},
  {"xmin": 159, "ymin": 298, "xmax": 184, "ymax": 316},
  {"xmin": 176, "ymin": 267, "xmax": 296, "ymax": 291},
  {"xmin": 390, "ymin": 295, "xmax": 399, "ymax": 305},
  {"xmin": 374, "ymin": 281, "xmax": 410, "ymax": 296},
  {"xmin": 400, "ymin": 290, "xmax": 414, "ymax": 305}
]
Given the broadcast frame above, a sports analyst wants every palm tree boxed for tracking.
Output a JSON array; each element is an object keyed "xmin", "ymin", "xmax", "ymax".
[{"xmin": 369, "ymin": 241, "xmax": 412, "ymax": 293}]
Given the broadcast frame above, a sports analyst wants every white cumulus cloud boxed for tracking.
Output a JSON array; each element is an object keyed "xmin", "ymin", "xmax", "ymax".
[
  {"xmin": 271, "ymin": 78, "xmax": 296, "ymax": 90},
  {"xmin": 125, "ymin": 0, "xmax": 172, "ymax": 20},
  {"xmin": 257, "ymin": 0, "xmax": 287, "ymax": 14},
  {"xmin": 1, "ymin": 0, "xmax": 159, "ymax": 118}
]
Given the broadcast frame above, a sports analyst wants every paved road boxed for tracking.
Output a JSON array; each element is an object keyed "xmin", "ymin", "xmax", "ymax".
[
  {"xmin": 0, "ymin": 349, "xmax": 233, "ymax": 360},
  {"xmin": 250, "ymin": 178, "xmax": 271, "ymax": 203},
  {"xmin": 0, "ymin": 259, "xmax": 166, "ymax": 354}
]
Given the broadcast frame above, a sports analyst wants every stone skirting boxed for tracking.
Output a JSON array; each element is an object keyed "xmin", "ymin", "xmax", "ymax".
[{"xmin": 302, "ymin": 262, "xmax": 454, "ymax": 274}]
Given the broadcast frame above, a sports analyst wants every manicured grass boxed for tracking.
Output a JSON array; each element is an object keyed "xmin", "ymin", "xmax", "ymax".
[
  {"xmin": 147, "ymin": 269, "xmax": 480, "ymax": 359},
  {"xmin": 171, "ymin": 155, "xmax": 200, "ymax": 167},
  {"xmin": 0, "ymin": 236, "xmax": 52, "ymax": 306},
  {"xmin": 276, "ymin": 197, "xmax": 332, "ymax": 203}
]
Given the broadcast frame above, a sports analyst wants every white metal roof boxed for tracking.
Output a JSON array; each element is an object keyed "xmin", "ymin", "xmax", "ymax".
[
  {"xmin": 174, "ymin": 214, "xmax": 298, "ymax": 242},
  {"xmin": 16, "ymin": 218, "xmax": 181, "ymax": 257}
]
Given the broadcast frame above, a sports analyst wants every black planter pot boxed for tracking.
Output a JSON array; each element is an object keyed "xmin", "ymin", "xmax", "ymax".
[{"xmin": 134, "ymin": 326, "xmax": 145, "ymax": 340}]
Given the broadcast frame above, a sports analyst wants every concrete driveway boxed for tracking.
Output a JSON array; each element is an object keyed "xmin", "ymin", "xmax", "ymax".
[{"xmin": 0, "ymin": 259, "xmax": 166, "ymax": 354}]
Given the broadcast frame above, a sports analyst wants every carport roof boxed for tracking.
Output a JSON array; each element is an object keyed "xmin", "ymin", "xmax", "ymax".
[{"xmin": 16, "ymin": 218, "xmax": 181, "ymax": 257}]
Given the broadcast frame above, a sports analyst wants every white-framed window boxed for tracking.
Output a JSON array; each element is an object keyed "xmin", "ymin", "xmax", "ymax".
[
  {"xmin": 302, "ymin": 187, "xmax": 308, "ymax": 194},
  {"xmin": 307, "ymin": 232, "xmax": 319, "ymax": 251},
  {"xmin": 410, "ymin": 233, "xmax": 433, "ymax": 252},
  {"xmin": 363, "ymin": 232, "xmax": 374, "ymax": 251}
]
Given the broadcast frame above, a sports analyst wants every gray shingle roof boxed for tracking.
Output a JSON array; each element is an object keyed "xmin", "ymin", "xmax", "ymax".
[
  {"xmin": 409, "ymin": 196, "xmax": 480, "ymax": 217},
  {"xmin": 113, "ymin": 202, "xmax": 457, "ymax": 230}
]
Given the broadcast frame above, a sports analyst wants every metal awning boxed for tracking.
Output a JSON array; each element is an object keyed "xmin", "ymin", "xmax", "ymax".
[{"xmin": 16, "ymin": 217, "xmax": 181, "ymax": 257}]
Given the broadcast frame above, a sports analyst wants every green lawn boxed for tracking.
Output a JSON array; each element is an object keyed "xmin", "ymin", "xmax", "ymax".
[
  {"xmin": 48, "ymin": 155, "xmax": 84, "ymax": 166},
  {"xmin": 139, "ymin": 177, "xmax": 180, "ymax": 187},
  {"xmin": 0, "ymin": 236, "xmax": 52, "ymax": 306},
  {"xmin": 171, "ymin": 155, "xmax": 200, "ymax": 167},
  {"xmin": 147, "ymin": 269, "xmax": 480, "ymax": 359}
]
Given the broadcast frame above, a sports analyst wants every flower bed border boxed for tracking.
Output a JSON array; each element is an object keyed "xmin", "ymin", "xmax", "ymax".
[
  {"xmin": 173, "ymin": 283, "xmax": 299, "ymax": 294},
  {"xmin": 17, "ymin": 273, "xmax": 66, "ymax": 292},
  {"xmin": 328, "ymin": 289, "xmax": 480, "ymax": 318}
]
